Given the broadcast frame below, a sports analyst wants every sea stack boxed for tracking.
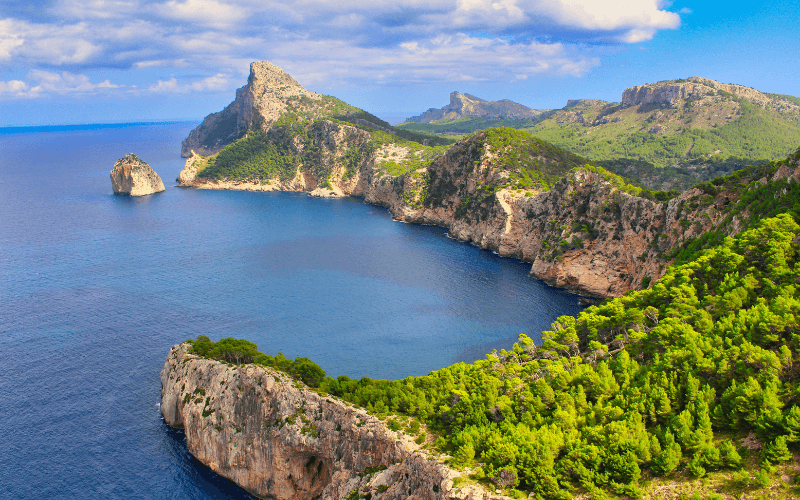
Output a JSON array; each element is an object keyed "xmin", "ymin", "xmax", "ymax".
[{"xmin": 110, "ymin": 153, "xmax": 166, "ymax": 196}]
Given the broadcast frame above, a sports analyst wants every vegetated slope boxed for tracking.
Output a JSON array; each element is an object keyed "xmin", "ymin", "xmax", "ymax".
[
  {"xmin": 398, "ymin": 77, "xmax": 800, "ymax": 191},
  {"xmin": 182, "ymin": 209, "xmax": 800, "ymax": 499}
]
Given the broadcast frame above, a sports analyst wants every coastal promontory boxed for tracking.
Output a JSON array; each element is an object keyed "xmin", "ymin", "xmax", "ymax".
[
  {"xmin": 110, "ymin": 153, "xmax": 165, "ymax": 196},
  {"xmin": 160, "ymin": 342, "xmax": 510, "ymax": 500}
]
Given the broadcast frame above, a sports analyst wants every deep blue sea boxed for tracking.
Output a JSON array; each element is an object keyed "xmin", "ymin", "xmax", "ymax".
[{"xmin": 0, "ymin": 122, "xmax": 583, "ymax": 499}]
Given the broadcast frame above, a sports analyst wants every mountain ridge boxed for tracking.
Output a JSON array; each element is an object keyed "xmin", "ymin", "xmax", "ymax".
[
  {"xmin": 398, "ymin": 77, "xmax": 800, "ymax": 190},
  {"xmin": 405, "ymin": 91, "xmax": 546, "ymax": 124}
]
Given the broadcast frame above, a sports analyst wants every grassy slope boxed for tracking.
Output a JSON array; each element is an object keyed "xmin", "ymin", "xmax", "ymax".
[{"xmin": 399, "ymin": 93, "xmax": 800, "ymax": 192}]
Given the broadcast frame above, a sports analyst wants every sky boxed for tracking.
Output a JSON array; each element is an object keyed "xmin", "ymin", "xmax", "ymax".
[{"xmin": 0, "ymin": 0, "xmax": 798, "ymax": 126}]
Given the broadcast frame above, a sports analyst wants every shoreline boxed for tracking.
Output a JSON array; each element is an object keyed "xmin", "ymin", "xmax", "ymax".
[{"xmin": 176, "ymin": 176, "xmax": 598, "ymax": 303}]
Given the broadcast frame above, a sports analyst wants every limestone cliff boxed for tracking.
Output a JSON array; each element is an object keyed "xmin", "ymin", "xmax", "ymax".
[
  {"xmin": 406, "ymin": 92, "xmax": 545, "ymax": 123},
  {"xmin": 161, "ymin": 343, "xmax": 510, "ymax": 500},
  {"xmin": 621, "ymin": 76, "xmax": 800, "ymax": 121},
  {"xmin": 110, "ymin": 153, "xmax": 165, "ymax": 196}
]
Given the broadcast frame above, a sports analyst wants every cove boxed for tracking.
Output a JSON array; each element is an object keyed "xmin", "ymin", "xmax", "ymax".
[{"xmin": 0, "ymin": 122, "xmax": 583, "ymax": 499}]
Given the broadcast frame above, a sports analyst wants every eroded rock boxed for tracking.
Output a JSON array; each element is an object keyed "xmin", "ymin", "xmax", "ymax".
[
  {"xmin": 160, "ymin": 343, "xmax": 510, "ymax": 500},
  {"xmin": 110, "ymin": 153, "xmax": 165, "ymax": 196}
]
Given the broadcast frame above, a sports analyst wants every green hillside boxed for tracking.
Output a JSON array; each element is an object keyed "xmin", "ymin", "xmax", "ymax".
[{"xmin": 399, "ymin": 82, "xmax": 800, "ymax": 191}]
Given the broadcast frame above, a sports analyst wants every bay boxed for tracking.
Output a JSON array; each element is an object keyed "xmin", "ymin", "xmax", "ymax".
[{"xmin": 0, "ymin": 122, "xmax": 583, "ymax": 499}]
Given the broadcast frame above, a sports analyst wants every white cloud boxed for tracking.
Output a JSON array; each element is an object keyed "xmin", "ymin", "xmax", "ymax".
[
  {"xmin": 0, "ymin": 0, "xmax": 682, "ymax": 100},
  {"xmin": 0, "ymin": 79, "xmax": 29, "ymax": 97},
  {"xmin": 53, "ymin": 0, "xmax": 141, "ymax": 19},
  {"xmin": 151, "ymin": 0, "xmax": 249, "ymax": 29},
  {"xmin": 0, "ymin": 19, "xmax": 103, "ymax": 66},
  {"xmin": 148, "ymin": 73, "xmax": 231, "ymax": 92},
  {"xmin": 148, "ymin": 76, "xmax": 181, "ymax": 92},
  {"xmin": 268, "ymin": 33, "xmax": 601, "ymax": 87},
  {"xmin": 0, "ymin": 70, "xmax": 122, "ymax": 98}
]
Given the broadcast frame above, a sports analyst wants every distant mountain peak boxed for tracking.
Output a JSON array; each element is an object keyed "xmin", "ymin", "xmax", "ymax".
[{"xmin": 406, "ymin": 92, "xmax": 545, "ymax": 123}]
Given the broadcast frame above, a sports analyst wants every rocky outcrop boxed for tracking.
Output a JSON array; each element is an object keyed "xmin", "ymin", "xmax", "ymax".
[
  {"xmin": 622, "ymin": 76, "xmax": 800, "ymax": 118},
  {"xmin": 406, "ymin": 92, "xmax": 545, "ymax": 123},
  {"xmin": 161, "ymin": 343, "xmax": 510, "ymax": 500},
  {"xmin": 110, "ymin": 153, "xmax": 165, "ymax": 196},
  {"xmin": 181, "ymin": 61, "xmax": 323, "ymax": 157}
]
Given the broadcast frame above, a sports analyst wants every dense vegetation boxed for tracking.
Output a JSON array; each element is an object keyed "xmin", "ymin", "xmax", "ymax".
[
  {"xmin": 188, "ymin": 336, "xmax": 327, "ymax": 388},
  {"xmin": 320, "ymin": 213, "xmax": 800, "ymax": 498},
  {"xmin": 668, "ymin": 148, "xmax": 800, "ymax": 265}
]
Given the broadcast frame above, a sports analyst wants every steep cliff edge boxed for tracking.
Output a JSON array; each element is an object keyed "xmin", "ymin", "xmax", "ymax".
[{"xmin": 161, "ymin": 343, "xmax": 510, "ymax": 500}]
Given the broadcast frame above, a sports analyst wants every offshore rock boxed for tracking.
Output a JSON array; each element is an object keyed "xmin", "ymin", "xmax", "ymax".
[
  {"xmin": 160, "ymin": 343, "xmax": 510, "ymax": 500},
  {"xmin": 110, "ymin": 153, "xmax": 165, "ymax": 196}
]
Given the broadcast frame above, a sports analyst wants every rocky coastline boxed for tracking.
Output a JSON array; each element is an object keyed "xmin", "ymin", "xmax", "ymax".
[
  {"xmin": 174, "ymin": 61, "xmax": 800, "ymax": 298},
  {"xmin": 161, "ymin": 343, "xmax": 511, "ymax": 500}
]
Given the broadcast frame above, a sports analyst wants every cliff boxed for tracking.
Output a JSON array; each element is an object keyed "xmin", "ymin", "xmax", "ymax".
[
  {"xmin": 181, "ymin": 61, "xmax": 324, "ymax": 157},
  {"xmin": 405, "ymin": 92, "xmax": 545, "ymax": 124},
  {"xmin": 110, "ymin": 153, "xmax": 165, "ymax": 196},
  {"xmin": 622, "ymin": 76, "xmax": 800, "ymax": 116},
  {"xmin": 160, "ymin": 343, "xmax": 510, "ymax": 500}
]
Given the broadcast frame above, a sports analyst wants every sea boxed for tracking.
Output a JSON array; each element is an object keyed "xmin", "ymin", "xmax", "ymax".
[{"xmin": 0, "ymin": 122, "xmax": 584, "ymax": 499}]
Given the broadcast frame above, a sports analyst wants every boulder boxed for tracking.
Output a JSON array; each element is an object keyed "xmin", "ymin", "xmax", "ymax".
[{"xmin": 110, "ymin": 153, "xmax": 166, "ymax": 196}]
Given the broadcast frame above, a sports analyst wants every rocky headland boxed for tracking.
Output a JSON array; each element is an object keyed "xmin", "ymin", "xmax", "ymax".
[
  {"xmin": 161, "ymin": 343, "xmax": 510, "ymax": 500},
  {"xmin": 175, "ymin": 62, "xmax": 800, "ymax": 298},
  {"xmin": 110, "ymin": 153, "xmax": 165, "ymax": 196}
]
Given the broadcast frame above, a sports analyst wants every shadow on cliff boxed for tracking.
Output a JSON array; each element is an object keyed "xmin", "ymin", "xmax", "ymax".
[{"xmin": 159, "ymin": 419, "xmax": 258, "ymax": 500}]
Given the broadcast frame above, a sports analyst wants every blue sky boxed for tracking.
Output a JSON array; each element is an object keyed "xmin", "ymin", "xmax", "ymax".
[{"xmin": 0, "ymin": 0, "xmax": 797, "ymax": 126}]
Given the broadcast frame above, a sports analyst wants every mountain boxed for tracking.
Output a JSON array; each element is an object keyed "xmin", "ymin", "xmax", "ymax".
[
  {"xmin": 404, "ymin": 91, "xmax": 546, "ymax": 123},
  {"xmin": 399, "ymin": 77, "xmax": 800, "ymax": 190}
]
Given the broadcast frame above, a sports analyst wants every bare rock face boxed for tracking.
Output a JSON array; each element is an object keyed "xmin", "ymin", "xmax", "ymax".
[
  {"xmin": 110, "ymin": 153, "xmax": 165, "ymax": 196},
  {"xmin": 160, "ymin": 343, "xmax": 510, "ymax": 500},
  {"xmin": 621, "ymin": 76, "xmax": 800, "ymax": 116},
  {"xmin": 181, "ymin": 61, "xmax": 322, "ymax": 157}
]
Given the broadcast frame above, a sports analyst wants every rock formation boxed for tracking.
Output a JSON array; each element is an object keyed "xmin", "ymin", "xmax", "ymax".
[
  {"xmin": 110, "ymin": 153, "xmax": 165, "ymax": 196},
  {"xmin": 181, "ymin": 61, "xmax": 323, "ymax": 157},
  {"xmin": 161, "ymin": 343, "xmax": 510, "ymax": 500},
  {"xmin": 405, "ymin": 92, "xmax": 545, "ymax": 123},
  {"xmin": 622, "ymin": 76, "xmax": 800, "ymax": 119}
]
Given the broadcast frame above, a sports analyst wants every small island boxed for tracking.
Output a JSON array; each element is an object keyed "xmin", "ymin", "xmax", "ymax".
[{"xmin": 110, "ymin": 153, "xmax": 165, "ymax": 196}]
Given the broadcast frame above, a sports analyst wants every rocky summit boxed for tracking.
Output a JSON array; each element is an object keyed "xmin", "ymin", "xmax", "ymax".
[
  {"xmin": 109, "ymin": 153, "xmax": 165, "ymax": 196},
  {"xmin": 181, "ymin": 61, "xmax": 324, "ymax": 157},
  {"xmin": 405, "ymin": 92, "xmax": 545, "ymax": 123}
]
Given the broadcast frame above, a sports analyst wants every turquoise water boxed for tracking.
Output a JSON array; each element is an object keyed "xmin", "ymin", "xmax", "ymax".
[{"xmin": 0, "ymin": 123, "xmax": 583, "ymax": 499}]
